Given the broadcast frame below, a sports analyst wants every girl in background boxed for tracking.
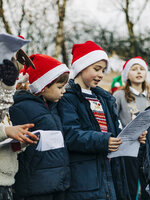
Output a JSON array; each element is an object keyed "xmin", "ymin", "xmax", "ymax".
[{"xmin": 114, "ymin": 56, "xmax": 150, "ymax": 200}]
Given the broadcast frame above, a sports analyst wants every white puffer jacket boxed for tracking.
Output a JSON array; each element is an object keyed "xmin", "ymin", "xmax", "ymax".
[
  {"xmin": 0, "ymin": 124, "xmax": 18, "ymax": 186},
  {"xmin": 0, "ymin": 81, "xmax": 18, "ymax": 186}
]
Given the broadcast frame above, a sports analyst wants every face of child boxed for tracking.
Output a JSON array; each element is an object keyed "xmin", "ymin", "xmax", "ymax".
[
  {"xmin": 75, "ymin": 60, "xmax": 107, "ymax": 89},
  {"xmin": 42, "ymin": 82, "xmax": 66, "ymax": 102},
  {"xmin": 128, "ymin": 64, "xmax": 146, "ymax": 85}
]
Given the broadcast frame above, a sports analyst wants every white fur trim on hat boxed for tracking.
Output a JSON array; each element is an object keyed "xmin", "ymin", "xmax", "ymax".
[
  {"xmin": 72, "ymin": 50, "xmax": 108, "ymax": 78},
  {"xmin": 29, "ymin": 64, "xmax": 69, "ymax": 94},
  {"xmin": 122, "ymin": 58, "xmax": 148, "ymax": 82}
]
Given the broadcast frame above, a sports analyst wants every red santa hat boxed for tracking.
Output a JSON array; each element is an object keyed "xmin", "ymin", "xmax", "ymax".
[
  {"xmin": 71, "ymin": 41, "xmax": 109, "ymax": 78},
  {"xmin": 25, "ymin": 54, "xmax": 69, "ymax": 94},
  {"xmin": 122, "ymin": 56, "xmax": 148, "ymax": 82}
]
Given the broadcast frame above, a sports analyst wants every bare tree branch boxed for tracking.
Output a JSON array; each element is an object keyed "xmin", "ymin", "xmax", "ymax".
[
  {"xmin": 110, "ymin": 0, "xmax": 125, "ymax": 12},
  {"xmin": 53, "ymin": 0, "xmax": 68, "ymax": 64},
  {"xmin": 18, "ymin": 1, "xmax": 26, "ymax": 35},
  {"xmin": 0, "ymin": 0, "xmax": 12, "ymax": 34},
  {"xmin": 135, "ymin": 0, "xmax": 149, "ymax": 24},
  {"xmin": 123, "ymin": 0, "xmax": 136, "ymax": 56}
]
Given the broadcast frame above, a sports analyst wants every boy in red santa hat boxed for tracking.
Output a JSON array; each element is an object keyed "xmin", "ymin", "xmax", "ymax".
[
  {"xmin": 10, "ymin": 54, "xmax": 70, "ymax": 200},
  {"xmin": 58, "ymin": 40, "xmax": 132, "ymax": 200}
]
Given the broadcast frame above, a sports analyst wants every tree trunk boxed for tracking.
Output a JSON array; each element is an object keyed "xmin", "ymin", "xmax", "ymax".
[
  {"xmin": 53, "ymin": 0, "xmax": 68, "ymax": 65},
  {"xmin": 124, "ymin": 0, "xmax": 136, "ymax": 56},
  {"xmin": 62, "ymin": 40, "xmax": 68, "ymax": 66},
  {"xmin": 0, "ymin": 0, "xmax": 12, "ymax": 34},
  {"xmin": 18, "ymin": 3, "xmax": 25, "ymax": 35}
]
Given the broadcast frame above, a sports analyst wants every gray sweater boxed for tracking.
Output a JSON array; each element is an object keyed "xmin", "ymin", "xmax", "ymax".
[{"xmin": 113, "ymin": 88, "xmax": 150, "ymax": 128}]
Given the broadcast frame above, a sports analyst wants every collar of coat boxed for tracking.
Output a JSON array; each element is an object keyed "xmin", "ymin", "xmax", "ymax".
[{"xmin": 66, "ymin": 79, "xmax": 116, "ymax": 104}]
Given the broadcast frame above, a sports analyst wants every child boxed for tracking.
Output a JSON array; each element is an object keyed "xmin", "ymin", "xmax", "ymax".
[
  {"xmin": 58, "ymin": 41, "xmax": 131, "ymax": 200},
  {"xmin": 0, "ymin": 33, "xmax": 38, "ymax": 200},
  {"xmin": 113, "ymin": 56, "xmax": 150, "ymax": 200},
  {"xmin": 9, "ymin": 54, "xmax": 70, "ymax": 200}
]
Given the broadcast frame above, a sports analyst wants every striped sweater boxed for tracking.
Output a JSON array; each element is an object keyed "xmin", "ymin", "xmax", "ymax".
[{"xmin": 82, "ymin": 89, "xmax": 108, "ymax": 132}]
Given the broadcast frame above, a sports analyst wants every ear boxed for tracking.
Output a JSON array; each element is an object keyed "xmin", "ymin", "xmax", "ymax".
[{"xmin": 41, "ymin": 88, "xmax": 45, "ymax": 93}]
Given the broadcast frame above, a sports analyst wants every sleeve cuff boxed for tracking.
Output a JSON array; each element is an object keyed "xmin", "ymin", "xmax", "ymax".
[
  {"xmin": 1, "ymin": 81, "xmax": 16, "ymax": 91},
  {"xmin": 0, "ymin": 124, "xmax": 8, "ymax": 142}
]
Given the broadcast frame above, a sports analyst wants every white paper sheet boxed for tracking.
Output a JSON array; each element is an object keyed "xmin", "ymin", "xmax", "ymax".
[
  {"xmin": 146, "ymin": 184, "xmax": 150, "ymax": 196},
  {"xmin": 108, "ymin": 109, "xmax": 150, "ymax": 158},
  {"xmin": 0, "ymin": 130, "xmax": 65, "ymax": 152},
  {"xmin": 35, "ymin": 130, "xmax": 64, "ymax": 151}
]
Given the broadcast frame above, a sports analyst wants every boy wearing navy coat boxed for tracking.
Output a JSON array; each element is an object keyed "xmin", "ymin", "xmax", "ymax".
[
  {"xmin": 58, "ymin": 41, "xmax": 131, "ymax": 200},
  {"xmin": 10, "ymin": 54, "xmax": 70, "ymax": 200}
]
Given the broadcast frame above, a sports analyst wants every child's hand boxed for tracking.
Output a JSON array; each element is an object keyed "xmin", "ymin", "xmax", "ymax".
[
  {"xmin": 138, "ymin": 130, "xmax": 147, "ymax": 144},
  {"xmin": 108, "ymin": 137, "xmax": 122, "ymax": 152},
  {"xmin": 5, "ymin": 124, "xmax": 38, "ymax": 144}
]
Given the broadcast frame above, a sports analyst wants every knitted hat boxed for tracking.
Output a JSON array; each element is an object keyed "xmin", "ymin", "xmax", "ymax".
[
  {"xmin": 122, "ymin": 56, "xmax": 148, "ymax": 82},
  {"xmin": 71, "ymin": 41, "xmax": 109, "ymax": 77},
  {"xmin": 26, "ymin": 54, "xmax": 69, "ymax": 94},
  {"xmin": 0, "ymin": 33, "xmax": 30, "ymax": 64}
]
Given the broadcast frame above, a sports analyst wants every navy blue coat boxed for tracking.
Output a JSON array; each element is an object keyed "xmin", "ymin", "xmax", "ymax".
[
  {"xmin": 9, "ymin": 90, "xmax": 70, "ymax": 197},
  {"xmin": 58, "ymin": 79, "xmax": 130, "ymax": 200}
]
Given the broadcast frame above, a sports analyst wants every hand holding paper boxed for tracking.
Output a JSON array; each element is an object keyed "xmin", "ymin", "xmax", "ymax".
[
  {"xmin": 34, "ymin": 130, "xmax": 64, "ymax": 151},
  {"xmin": 138, "ymin": 130, "xmax": 147, "ymax": 144},
  {"xmin": 108, "ymin": 137, "xmax": 122, "ymax": 152},
  {"xmin": 108, "ymin": 109, "xmax": 150, "ymax": 159},
  {"xmin": 5, "ymin": 124, "xmax": 38, "ymax": 144},
  {"xmin": 0, "ymin": 129, "xmax": 64, "ymax": 152}
]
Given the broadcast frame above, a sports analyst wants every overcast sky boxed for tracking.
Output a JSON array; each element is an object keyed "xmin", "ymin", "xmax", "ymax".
[
  {"xmin": 66, "ymin": 0, "xmax": 150, "ymax": 72},
  {"xmin": 67, "ymin": 0, "xmax": 150, "ymax": 37}
]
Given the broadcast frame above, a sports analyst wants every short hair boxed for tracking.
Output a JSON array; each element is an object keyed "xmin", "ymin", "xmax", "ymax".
[{"xmin": 47, "ymin": 72, "xmax": 69, "ymax": 88}]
